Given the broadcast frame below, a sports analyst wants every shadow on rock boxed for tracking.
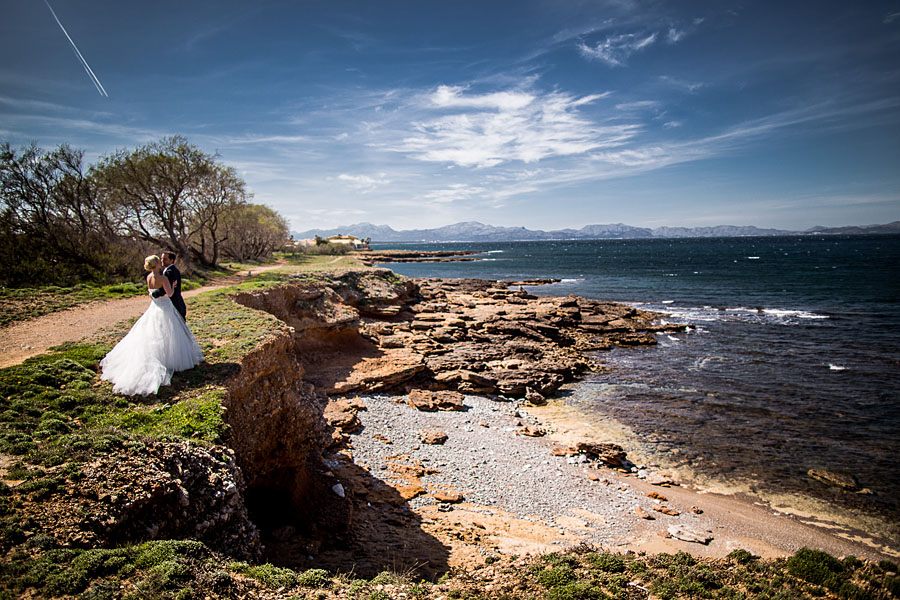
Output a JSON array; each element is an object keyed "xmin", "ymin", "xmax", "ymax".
[{"xmin": 257, "ymin": 454, "xmax": 451, "ymax": 580}]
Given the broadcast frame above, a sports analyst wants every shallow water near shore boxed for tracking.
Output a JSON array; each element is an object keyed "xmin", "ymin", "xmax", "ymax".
[{"xmin": 376, "ymin": 235, "xmax": 900, "ymax": 541}]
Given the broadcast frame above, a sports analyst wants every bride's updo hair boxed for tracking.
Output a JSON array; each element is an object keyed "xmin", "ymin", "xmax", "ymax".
[{"xmin": 144, "ymin": 255, "xmax": 160, "ymax": 271}]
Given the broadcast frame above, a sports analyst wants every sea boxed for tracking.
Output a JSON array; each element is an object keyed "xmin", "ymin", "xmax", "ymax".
[{"xmin": 374, "ymin": 235, "xmax": 900, "ymax": 540}]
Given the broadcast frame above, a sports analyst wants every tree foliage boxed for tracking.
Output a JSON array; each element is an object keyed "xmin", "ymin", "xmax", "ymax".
[
  {"xmin": 92, "ymin": 136, "xmax": 248, "ymax": 269},
  {"xmin": 0, "ymin": 142, "xmax": 148, "ymax": 286},
  {"xmin": 0, "ymin": 137, "xmax": 288, "ymax": 287},
  {"xmin": 220, "ymin": 203, "xmax": 289, "ymax": 262}
]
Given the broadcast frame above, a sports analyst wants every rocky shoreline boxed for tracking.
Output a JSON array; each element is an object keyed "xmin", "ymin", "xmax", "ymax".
[
  {"xmin": 4, "ymin": 268, "xmax": 895, "ymax": 597},
  {"xmin": 358, "ymin": 249, "xmax": 484, "ymax": 264},
  {"xmin": 231, "ymin": 271, "xmax": 896, "ymax": 574}
]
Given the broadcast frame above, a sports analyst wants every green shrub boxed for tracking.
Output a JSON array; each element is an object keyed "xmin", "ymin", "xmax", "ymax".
[
  {"xmin": 347, "ymin": 578, "xmax": 368, "ymax": 595},
  {"xmin": 229, "ymin": 561, "xmax": 298, "ymax": 588},
  {"xmin": 884, "ymin": 575, "xmax": 900, "ymax": 598},
  {"xmin": 727, "ymin": 549, "xmax": 755, "ymax": 565},
  {"xmin": 537, "ymin": 565, "xmax": 577, "ymax": 588},
  {"xmin": 297, "ymin": 568, "xmax": 331, "ymax": 588},
  {"xmin": 541, "ymin": 552, "xmax": 579, "ymax": 567},
  {"xmin": 836, "ymin": 581, "xmax": 875, "ymax": 600},
  {"xmin": 133, "ymin": 540, "xmax": 205, "ymax": 570},
  {"xmin": 587, "ymin": 552, "xmax": 626, "ymax": 573},
  {"xmin": 879, "ymin": 560, "xmax": 899, "ymax": 573},
  {"xmin": 546, "ymin": 581, "xmax": 608, "ymax": 600},
  {"xmin": 787, "ymin": 548, "xmax": 844, "ymax": 588}
]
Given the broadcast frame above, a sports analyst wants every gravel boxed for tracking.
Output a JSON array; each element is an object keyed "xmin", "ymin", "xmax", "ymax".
[{"xmin": 347, "ymin": 393, "xmax": 652, "ymax": 546}]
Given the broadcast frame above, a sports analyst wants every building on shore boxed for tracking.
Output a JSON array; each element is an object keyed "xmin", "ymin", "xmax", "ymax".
[{"xmin": 325, "ymin": 234, "xmax": 370, "ymax": 249}]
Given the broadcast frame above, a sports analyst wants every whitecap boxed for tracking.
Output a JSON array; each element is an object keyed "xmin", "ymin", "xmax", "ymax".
[
  {"xmin": 828, "ymin": 364, "xmax": 847, "ymax": 371},
  {"xmin": 661, "ymin": 300, "xmax": 675, "ymax": 304},
  {"xmin": 762, "ymin": 308, "xmax": 828, "ymax": 320},
  {"xmin": 558, "ymin": 278, "xmax": 584, "ymax": 283},
  {"xmin": 747, "ymin": 256, "xmax": 761, "ymax": 260}
]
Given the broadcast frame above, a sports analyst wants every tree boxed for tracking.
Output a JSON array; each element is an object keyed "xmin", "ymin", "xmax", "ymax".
[
  {"xmin": 189, "ymin": 165, "xmax": 247, "ymax": 266},
  {"xmin": 220, "ymin": 204, "xmax": 289, "ymax": 262},
  {"xmin": 93, "ymin": 136, "xmax": 243, "ymax": 270},
  {"xmin": 0, "ymin": 142, "xmax": 141, "ymax": 285}
]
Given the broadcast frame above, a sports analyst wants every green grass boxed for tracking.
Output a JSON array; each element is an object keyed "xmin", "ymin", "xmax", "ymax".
[
  {"xmin": 274, "ymin": 251, "xmax": 368, "ymax": 270},
  {"xmin": 0, "ymin": 278, "xmax": 205, "ymax": 328}
]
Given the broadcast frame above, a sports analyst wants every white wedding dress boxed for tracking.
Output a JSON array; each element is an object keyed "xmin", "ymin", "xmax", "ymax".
[{"xmin": 100, "ymin": 289, "xmax": 204, "ymax": 396}]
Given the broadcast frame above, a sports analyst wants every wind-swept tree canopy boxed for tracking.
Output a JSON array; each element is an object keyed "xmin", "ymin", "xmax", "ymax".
[
  {"xmin": 92, "ymin": 136, "xmax": 247, "ymax": 268},
  {"xmin": 0, "ymin": 142, "xmax": 142, "ymax": 285},
  {"xmin": 0, "ymin": 137, "xmax": 288, "ymax": 287},
  {"xmin": 220, "ymin": 203, "xmax": 289, "ymax": 262}
]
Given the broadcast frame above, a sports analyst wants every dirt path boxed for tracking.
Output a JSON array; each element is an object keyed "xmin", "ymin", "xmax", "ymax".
[{"xmin": 0, "ymin": 263, "xmax": 284, "ymax": 368}]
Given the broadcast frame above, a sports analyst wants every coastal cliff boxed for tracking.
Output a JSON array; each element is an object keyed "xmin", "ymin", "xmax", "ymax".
[{"xmin": 2, "ymin": 268, "xmax": 896, "ymax": 598}]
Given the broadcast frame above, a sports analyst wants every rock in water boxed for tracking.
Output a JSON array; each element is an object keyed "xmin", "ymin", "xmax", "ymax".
[{"xmin": 807, "ymin": 469, "xmax": 859, "ymax": 491}]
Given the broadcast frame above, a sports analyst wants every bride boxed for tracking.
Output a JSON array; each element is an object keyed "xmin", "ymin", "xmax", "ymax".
[{"xmin": 100, "ymin": 255, "xmax": 204, "ymax": 396}]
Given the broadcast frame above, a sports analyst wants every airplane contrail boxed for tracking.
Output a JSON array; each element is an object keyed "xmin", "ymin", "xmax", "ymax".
[{"xmin": 44, "ymin": 0, "xmax": 108, "ymax": 97}]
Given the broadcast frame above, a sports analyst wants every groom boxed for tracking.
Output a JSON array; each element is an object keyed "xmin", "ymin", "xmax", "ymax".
[{"xmin": 160, "ymin": 251, "xmax": 187, "ymax": 321}]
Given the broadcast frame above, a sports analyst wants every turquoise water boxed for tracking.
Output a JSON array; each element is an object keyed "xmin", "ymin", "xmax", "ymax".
[{"xmin": 376, "ymin": 235, "xmax": 900, "ymax": 529}]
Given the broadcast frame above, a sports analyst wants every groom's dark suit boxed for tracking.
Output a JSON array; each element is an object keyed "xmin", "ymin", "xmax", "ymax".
[{"xmin": 163, "ymin": 263, "xmax": 187, "ymax": 320}]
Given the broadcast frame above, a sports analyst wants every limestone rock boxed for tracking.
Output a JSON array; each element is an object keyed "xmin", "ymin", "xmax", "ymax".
[
  {"xmin": 571, "ymin": 442, "xmax": 628, "ymax": 468},
  {"xmin": 653, "ymin": 505, "xmax": 680, "ymax": 516},
  {"xmin": 636, "ymin": 507, "xmax": 655, "ymax": 520},
  {"xmin": 419, "ymin": 429, "xmax": 449, "ymax": 445},
  {"xmin": 407, "ymin": 389, "xmax": 465, "ymax": 412},
  {"xmin": 328, "ymin": 348, "xmax": 426, "ymax": 394},
  {"xmin": 396, "ymin": 484, "xmax": 427, "ymax": 500},
  {"xmin": 525, "ymin": 387, "xmax": 546, "ymax": 405},
  {"xmin": 518, "ymin": 425, "xmax": 546, "ymax": 437},
  {"xmin": 432, "ymin": 490, "xmax": 465, "ymax": 503},
  {"xmin": 324, "ymin": 398, "xmax": 361, "ymax": 433},
  {"xmin": 667, "ymin": 526, "xmax": 713, "ymax": 545}
]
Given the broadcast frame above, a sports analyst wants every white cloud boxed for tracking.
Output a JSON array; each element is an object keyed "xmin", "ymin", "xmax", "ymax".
[
  {"xmin": 663, "ymin": 120, "xmax": 682, "ymax": 128},
  {"xmin": 615, "ymin": 100, "xmax": 660, "ymax": 111},
  {"xmin": 397, "ymin": 86, "xmax": 630, "ymax": 168},
  {"xmin": 225, "ymin": 134, "xmax": 311, "ymax": 146},
  {"xmin": 337, "ymin": 173, "xmax": 391, "ymax": 192},
  {"xmin": 422, "ymin": 183, "xmax": 487, "ymax": 204},
  {"xmin": 578, "ymin": 32, "xmax": 657, "ymax": 66},
  {"xmin": 431, "ymin": 85, "xmax": 535, "ymax": 111},
  {"xmin": 658, "ymin": 75, "xmax": 706, "ymax": 93},
  {"xmin": 667, "ymin": 28, "xmax": 685, "ymax": 43}
]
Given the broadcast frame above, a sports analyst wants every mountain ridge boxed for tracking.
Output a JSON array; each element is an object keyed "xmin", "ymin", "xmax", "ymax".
[{"xmin": 292, "ymin": 220, "xmax": 900, "ymax": 242}]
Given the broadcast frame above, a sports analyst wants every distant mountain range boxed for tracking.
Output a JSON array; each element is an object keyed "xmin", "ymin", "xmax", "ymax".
[{"xmin": 292, "ymin": 220, "xmax": 900, "ymax": 242}]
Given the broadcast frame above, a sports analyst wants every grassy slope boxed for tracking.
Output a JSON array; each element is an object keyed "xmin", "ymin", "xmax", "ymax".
[{"xmin": 0, "ymin": 257, "xmax": 898, "ymax": 599}]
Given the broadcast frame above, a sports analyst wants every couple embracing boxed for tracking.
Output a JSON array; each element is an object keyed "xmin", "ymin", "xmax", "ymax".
[{"xmin": 100, "ymin": 251, "xmax": 204, "ymax": 396}]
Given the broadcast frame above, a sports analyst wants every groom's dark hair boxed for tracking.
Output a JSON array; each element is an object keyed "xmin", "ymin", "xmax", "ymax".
[{"xmin": 162, "ymin": 251, "xmax": 176, "ymax": 262}]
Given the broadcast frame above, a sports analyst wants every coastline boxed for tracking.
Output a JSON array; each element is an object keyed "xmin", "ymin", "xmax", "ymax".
[
  {"xmin": 335, "ymin": 392, "xmax": 899, "ymax": 572},
  {"xmin": 4, "ymin": 264, "xmax": 899, "ymax": 597},
  {"xmin": 294, "ymin": 270, "xmax": 899, "ymax": 572}
]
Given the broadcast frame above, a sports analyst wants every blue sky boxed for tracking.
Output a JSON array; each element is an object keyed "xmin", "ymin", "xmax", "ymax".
[{"xmin": 2, "ymin": 0, "xmax": 899, "ymax": 231}]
